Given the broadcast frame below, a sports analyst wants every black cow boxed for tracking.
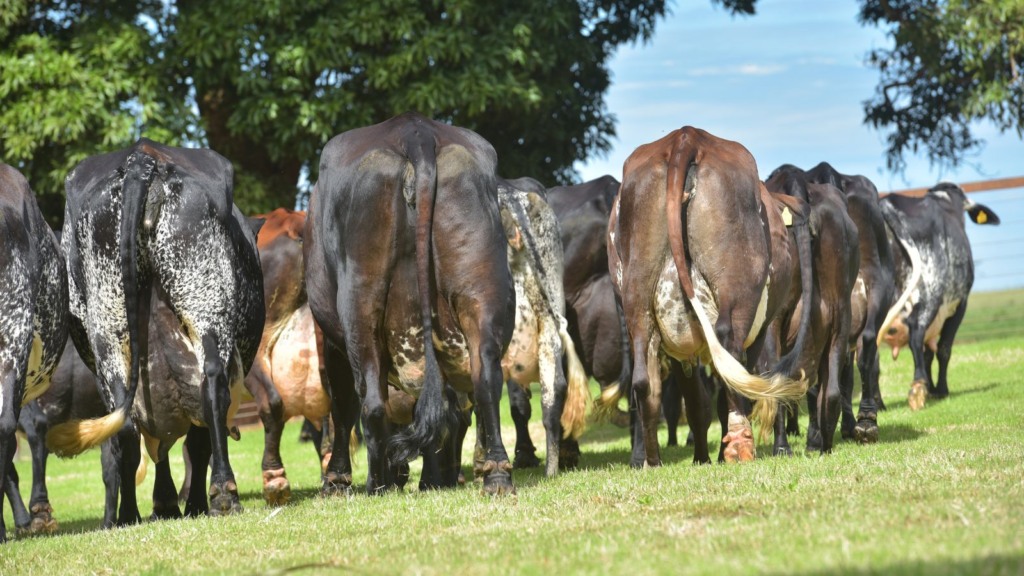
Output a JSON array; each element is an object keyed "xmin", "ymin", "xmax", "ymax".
[
  {"xmin": 0, "ymin": 163, "xmax": 68, "ymax": 543},
  {"xmin": 878, "ymin": 183, "xmax": 999, "ymax": 410},
  {"xmin": 46, "ymin": 139, "xmax": 264, "ymax": 523},
  {"xmin": 803, "ymin": 162, "xmax": 895, "ymax": 443},
  {"xmin": 765, "ymin": 168, "xmax": 860, "ymax": 455},
  {"xmin": 305, "ymin": 112, "xmax": 516, "ymax": 495},
  {"xmin": 547, "ymin": 177, "xmax": 631, "ymax": 420}
]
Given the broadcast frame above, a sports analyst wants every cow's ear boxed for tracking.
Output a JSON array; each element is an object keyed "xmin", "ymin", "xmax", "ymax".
[
  {"xmin": 248, "ymin": 217, "xmax": 266, "ymax": 236},
  {"xmin": 967, "ymin": 203, "xmax": 1000, "ymax": 225}
]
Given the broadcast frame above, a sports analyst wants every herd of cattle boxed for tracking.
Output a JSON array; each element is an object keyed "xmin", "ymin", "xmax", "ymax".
[{"xmin": 0, "ymin": 112, "xmax": 1000, "ymax": 542}]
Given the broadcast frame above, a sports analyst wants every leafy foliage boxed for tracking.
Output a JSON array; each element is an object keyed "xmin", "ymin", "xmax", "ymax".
[
  {"xmin": 5, "ymin": 0, "xmax": 722, "ymax": 222},
  {"xmin": 860, "ymin": 0, "xmax": 1024, "ymax": 172}
]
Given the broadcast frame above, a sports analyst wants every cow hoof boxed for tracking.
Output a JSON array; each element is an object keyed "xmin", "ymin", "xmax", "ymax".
[
  {"xmin": 480, "ymin": 460, "xmax": 516, "ymax": 496},
  {"xmin": 208, "ymin": 481, "xmax": 243, "ymax": 516},
  {"xmin": 907, "ymin": 381, "xmax": 928, "ymax": 411},
  {"xmin": 26, "ymin": 503, "xmax": 59, "ymax": 535},
  {"xmin": 457, "ymin": 471, "xmax": 467, "ymax": 486},
  {"xmin": 263, "ymin": 468, "xmax": 291, "ymax": 507},
  {"xmin": 321, "ymin": 471, "xmax": 354, "ymax": 497},
  {"xmin": 609, "ymin": 408, "xmax": 631, "ymax": 428},
  {"xmin": 559, "ymin": 441, "xmax": 581, "ymax": 470},
  {"xmin": 513, "ymin": 449, "xmax": 541, "ymax": 469},
  {"xmin": 853, "ymin": 418, "xmax": 879, "ymax": 444},
  {"xmin": 722, "ymin": 415, "xmax": 756, "ymax": 463},
  {"xmin": 150, "ymin": 499, "xmax": 182, "ymax": 520},
  {"xmin": 773, "ymin": 445, "xmax": 793, "ymax": 457}
]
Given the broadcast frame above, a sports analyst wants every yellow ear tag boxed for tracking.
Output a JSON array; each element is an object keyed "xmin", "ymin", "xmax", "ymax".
[
  {"xmin": 977, "ymin": 211, "xmax": 988, "ymax": 224},
  {"xmin": 781, "ymin": 206, "xmax": 793, "ymax": 227}
]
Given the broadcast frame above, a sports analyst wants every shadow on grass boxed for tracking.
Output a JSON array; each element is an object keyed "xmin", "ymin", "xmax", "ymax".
[
  {"xmin": 878, "ymin": 382, "xmax": 999, "ymax": 411},
  {"xmin": 768, "ymin": 552, "xmax": 1024, "ymax": 576}
]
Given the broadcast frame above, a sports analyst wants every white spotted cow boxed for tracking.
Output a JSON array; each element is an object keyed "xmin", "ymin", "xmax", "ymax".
[
  {"xmin": 492, "ymin": 177, "xmax": 589, "ymax": 477},
  {"xmin": 878, "ymin": 182, "xmax": 1000, "ymax": 410},
  {"xmin": 1, "ymin": 162, "xmax": 68, "ymax": 543},
  {"xmin": 46, "ymin": 139, "xmax": 264, "ymax": 524}
]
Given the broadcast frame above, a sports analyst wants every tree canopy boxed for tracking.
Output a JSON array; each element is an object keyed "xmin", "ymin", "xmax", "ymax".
[
  {"xmin": 860, "ymin": 0, "xmax": 1024, "ymax": 172},
  {"xmin": 5, "ymin": 0, "xmax": 728, "ymax": 224}
]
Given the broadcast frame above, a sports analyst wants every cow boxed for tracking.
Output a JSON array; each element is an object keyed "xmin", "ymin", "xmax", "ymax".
[
  {"xmin": 547, "ymin": 177, "xmax": 631, "ymax": 424},
  {"xmin": 803, "ymin": 162, "xmax": 895, "ymax": 443},
  {"xmin": 764, "ymin": 167, "xmax": 860, "ymax": 455},
  {"xmin": 243, "ymin": 208, "xmax": 331, "ymax": 505},
  {"xmin": 877, "ymin": 182, "xmax": 999, "ymax": 410},
  {"xmin": 8, "ymin": 313, "xmax": 206, "ymax": 533},
  {"xmin": 305, "ymin": 112, "xmax": 517, "ymax": 495},
  {"xmin": 0, "ymin": 163, "xmax": 68, "ymax": 543},
  {"xmin": 551, "ymin": 178, "xmax": 724, "ymax": 456},
  {"xmin": 46, "ymin": 138, "xmax": 265, "ymax": 523},
  {"xmin": 492, "ymin": 177, "xmax": 589, "ymax": 477},
  {"xmin": 607, "ymin": 126, "xmax": 810, "ymax": 468}
]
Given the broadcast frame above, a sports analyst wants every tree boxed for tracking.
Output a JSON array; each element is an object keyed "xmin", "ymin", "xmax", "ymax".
[
  {"xmin": 860, "ymin": 0, "xmax": 1024, "ymax": 172},
  {"xmin": 0, "ymin": 1, "xmax": 193, "ymax": 223},
  {"xmin": 11, "ymin": 0, "xmax": 742, "ymax": 223}
]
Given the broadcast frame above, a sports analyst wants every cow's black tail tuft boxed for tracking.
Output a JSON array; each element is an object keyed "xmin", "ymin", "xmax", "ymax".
[{"xmin": 388, "ymin": 125, "xmax": 455, "ymax": 466}]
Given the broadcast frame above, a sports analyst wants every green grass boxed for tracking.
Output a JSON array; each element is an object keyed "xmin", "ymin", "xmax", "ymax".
[{"xmin": 3, "ymin": 291, "xmax": 1023, "ymax": 575}]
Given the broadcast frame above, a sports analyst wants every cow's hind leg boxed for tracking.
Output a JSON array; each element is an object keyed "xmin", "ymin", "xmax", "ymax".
[
  {"xmin": 507, "ymin": 381, "xmax": 539, "ymax": 469},
  {"xmin": 252, "ymin": 373, "xmax": 290, "ymax": 506},
  {"xmin": 675, "ymin": 361, "xmax": 711, "ymax": 464},
  {"xmin": 933, "ymin": 300, "xmax": 967, "ymax": 400},
  {"xmin": 114, "ymin": 425, "xmax": 142, "ymax": 526},
  {"xmin": 0, "ymin": 384, "xmax": 19, "ymax": 543},
  {"xmin": 839, "ymin": 352, "xmax": 856, "ymax": 440},
  {"xmin": 321, "ymin": 342, "xmax": 357, "ymax": 496},
  {"xmin": 183, "ymin": 425, "xmax": 211, "ymax": 517},
  {"xmin": 19, "ymin": 404, "xmax": 57, "ymax": 534},
  {"xmin": 4, "ymin": 460, "xmax": 31, "ymax": 535},
  {"xmin": 151, "ymin": 455, "xmax": 182, "ymax": 520},
  {"xmin": 855, "ymin": 342, "xmax": 882, "ymax": 443},
  {"xmin": 905, "ymin": 320, "xmax": 932, "ymax": 411},
  {"xmin": 198, "ymin": 334, "xmax": 242, "ymax": 515},
  {"xmin": 538, "ymin": 318, "xmax": 568, "ymax": 477},
  {"xmin": 816, "ymin": 340, "xmax": 845, "ymax": 454},
  {"xmin": 470, "ymin": 328, "xmax": 516, "ymax": 495},
  {"xmin": 630, "ymin": 327, "xmax": 663, "ymax": 468},
  {"xmin": 662, "ymin": 370, "xmax": 683, "ymax": 448}
]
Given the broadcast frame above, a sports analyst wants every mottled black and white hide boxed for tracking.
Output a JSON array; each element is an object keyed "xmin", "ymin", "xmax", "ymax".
[
  {"xmin": 0, "ymin": 163, "xmax": 68, "ymax": 543},
  {"xmin": 47, "ymin": 139, "xmax": 264, "ymax": 525},
  {"xmin": 878, "ymin": 182, "xmax": 999, "ymax": 410},
  {"xmin": 495, "ymin": 177, "xmax": 588, "ymax": 477}
]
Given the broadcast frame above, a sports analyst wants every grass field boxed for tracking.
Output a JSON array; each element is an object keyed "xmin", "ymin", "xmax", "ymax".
[{"xmin": 2, "ymin": 290, "xmax": 1023, "ymax": 575}]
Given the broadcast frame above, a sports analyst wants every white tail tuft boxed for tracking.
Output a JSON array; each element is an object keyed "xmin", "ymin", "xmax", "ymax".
[
  {"xmin": 877, "ymin": 238, "xmax": 923, "ymax": 348},
  {"xmin": 558, "ymin": 324, "xmax": 590, "ymax": 439},
  {"xmin": 687, "ymin": 294, "xmax": 807, "ymax": 439},
  {"xmin": 46, "ymin": 408, "xmax": 128, "ymax": 458}
]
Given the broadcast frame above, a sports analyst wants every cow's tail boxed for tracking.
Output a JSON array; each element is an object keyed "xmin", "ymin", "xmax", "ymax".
[
  {"xmin": 592, "ymin": 294, "xmax": 632, "ymax": 424},
  {"xmin": 388, "ymin": 129, "xmax": 453, "ymax": 466},
  {"xmin": 876, "ymin": 223, "xmax": 922, "ymax": 348},
  {"xmin": 557, "ymin": 320, "xmax": 589, "ymax": 439},
  {"xmin": 48, "ymin": 152, "xmax": 151, "ymax": 458},
  {"xmin": 755, "ymin": 195, "xmax": 814, "ymax": 439},
  {"xmin": 665, "ymin": 132, "xmax": 805, "ymax": 438}
]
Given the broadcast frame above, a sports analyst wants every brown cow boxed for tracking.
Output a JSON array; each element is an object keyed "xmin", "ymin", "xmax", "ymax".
[
  {"xmin": 765, "ymin": 168, "xmax": 860, "ymax": 454},
  {"xmin": 608, "ymin": 126, "xmax": 809, "ymax": 467},
  {"xmin": 305, "ymin": 112, "xmax": 516, "ymax": 495},
  {"xmin": 244, "ymin": 208, "xmax": 331, "ymax": 505}
]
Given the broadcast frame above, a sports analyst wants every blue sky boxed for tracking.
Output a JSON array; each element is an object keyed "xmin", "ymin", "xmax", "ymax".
[{"xmin": 575, "ymin": 0, "xmax": 1024, "ymax": 292}]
